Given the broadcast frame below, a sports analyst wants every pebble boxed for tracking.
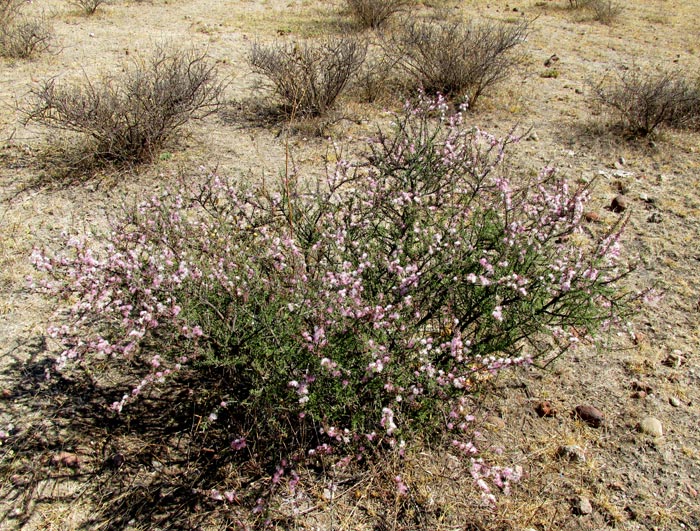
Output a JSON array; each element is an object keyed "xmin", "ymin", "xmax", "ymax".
[
  {"xmin": 610, "ymin": 194, "xmax": 628, "ymax": 213},
  {"xmin": 575, "ymin": 496, "xmax": 593, "ymax": 515},
  {"xmin": 574, "ymin": 405, "xmax": 605, "ymax": 428},
  {"xmin": 583, "ymin": 211, "xmax": 600, "ymax": 222},
  {"xmin": 1, "ymin": 389, "xmax": 11, "ymax": 398},
  {"xmin": 51, "ymin": 451, "xmax": 81, "ymax": 469},
  {"xmin": 669, "ymin": 396, "xmax": 681, "ymax": 407},
  {"xmin": 535, "ymin": 401, "xmax": 557, "ymax": 417},
  {"xmin": 557, "ymin": 444, "xmax": 586, "ymax": 463},
  {"xmin": 485, "ymin": 415, "xmax": 506, "ymax": 430},
  {"xmin": 632, "ymin": 380, "xmax": 653, "ymax": 393},
  {"xmin": 638, "ymin": 417, "xmax": 663, "ymax": 437},
  {"xmin": 663, "ymin": 352, "xmax": 684, "ymax": 368}
]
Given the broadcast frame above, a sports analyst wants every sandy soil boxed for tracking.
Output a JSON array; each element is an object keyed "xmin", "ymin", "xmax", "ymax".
[{"xmin": 1, "ymin": 0, "xmax": 699, "ymax": 530}]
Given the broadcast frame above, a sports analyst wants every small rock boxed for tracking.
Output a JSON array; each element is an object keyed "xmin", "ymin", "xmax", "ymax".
[
  {"xmin": 632, "ymin": 331, "xmax": 646, "ymax": 345},
  {"xmin": 647, "ymin": 212, "xmax": 663, "ymax": 223},
  {"xmin": 663, "ymin": 352, "xmax": 684, "ymax": 368},
  {"xmin": 669, "ymin": 396, "xmax": 681, "ymax": 407},
  {"xmin": 639, "ymin": 192, "xmax": 655, "ymax": 204},
  {"xmin": 574, "ymin": 405, "xmax": 605, "ymax": 428},
  {"xmin": 618, "ymin": 156, "xmax": 626, "ymax": 166},
  {"xmin": 526, "ymin": 131, "xmax": 539, "ymax": 141},
  {"xmin": 631, "ymin": 390, "xmax": 647, "ymax": 399},
  {"xmin": 575, "ymin": 88, "xmax": 583, "ymax": 94},
  {"xmin": 1, "ymin": 389, "xmax": 11, "ymax": 398},
  {"xmin": 574, "ymin": 496, "xmax": 593, "ymax": 515},
  {"xmin": 485, "ymin": 415, "xmax": 506, "ymax": 430},
  {"xmin": 557, "ymin": 444, "xmax": 586, "ymax": 463},
  {"xmin": 51, "ymin": 451, "xmax": 81, "ymax": 469},
  {"xmin": 535, "ymin": 401, "xmax": 557, "ymax": 417},
  {"xmin": 544, "ymin": 54, "xmax": 559, "ymax": 67},
  {"xmin": 638, "ymin": 417, "xmax": 663, "ymax": 437},
  {"xmin": 610, "ymin": 194, "xmax": 628, "ymax": 213},
  {"xmin": 108, "ymin": 453, "xmax": 125, "ymax": 468},
  {"xmin": 631, "ymin": 380, "xmax": 653, "ymax": 393},
  {"xmin": 583, "ymin": 211, "xmax": 600, "ymax": 222},
  {"xmin": 686, "ymin": 484, "xmax": 698, "ymax": 497}
]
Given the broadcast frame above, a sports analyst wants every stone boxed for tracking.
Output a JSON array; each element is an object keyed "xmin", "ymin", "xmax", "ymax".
[
  {"xmin": 557, "ymin": 444, "xmax": 586, "ymax": 463},
  {"xmin": 51, "ymin": 451, "xmax": 81, "ymax": 469},
  {"xmin": 663, "ymin": 352, "xmax": 684, "ymax": 368},
  {"xmin": 544, "ymin": 54, "xmax": 559, "ymax": 67},
  {"xmin": 631, "ymin": 391, "xmax": 647, "ymax": 399},
  {"xmin": 631, "ymin": 380, "xmax": 653, "ymax": 393},
  {"xmin": 526, "ymin": 131, "xmax": 539, "ymax": 141},
  {"xmin": 485, "ymin": 415, "xmax": 506, "ymax": 430},
  {"xmin": 583, "ymin": 211, "xmax": 600, "ymax": 222},
  {"xmin": 610, "ymin": 194, "xmax": 628, "ymax": 213},
  {"xmin": 574, "ymin": 405, "xmax": 605, "ymax": 428},
  {"xmin": 535, "ymin": 401, "xmax": 557, "ymax": 417},
  {"xmin": 638, "ymin": 417, "xmax": 663, "ymax": 437},
  {"xmin": 1, "ymin": 389, "xmax": 11, "ymax": 398},
  {"xmin": 669, "ymin": 396, "xmax": 681, "ymax": 407},
  {"xmin": 574, "ymin": 496, "xmax": 593, "ymax": 515}
]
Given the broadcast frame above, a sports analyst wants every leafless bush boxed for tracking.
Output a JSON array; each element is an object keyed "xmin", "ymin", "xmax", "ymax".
[
  {"xmin": 25, "ymin": 47, "xmax": 223, "ymax": 166},
  {"xmin": 388, "ymin": 18, "xmax": 529, "ymax": 107},
  {"xmin": 593, "ymin": 69, "xmax": 700, "ymax": 136},
  {"xmin": 569, "ymin": 0, "xmax": 623, "ymax": 24},
  {"xmin": 0, "ymin": 1, "xmax": 53, "ymax": 58},
  {"xmin": 590, "ymin": 0, "xmax": 623, "ymax": 24},
  {"xmin": 248, "ymin": 38, "xmax": 366, "ymax": 117},
  {"xmin": 345, "ymin": 0, "xmax": 409, "ymax": 29},
  {"xmin": 0, "ymin": 0, "xmax": 22, "ymax": 22},
  {"xmin": 68, "ymin": 0, "xmax": 108, "ymax": 15}
]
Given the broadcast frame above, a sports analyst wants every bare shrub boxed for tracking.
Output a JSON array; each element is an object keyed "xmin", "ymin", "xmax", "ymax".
[
  {"xmin": 345, "ymin": 0, "xmax": 409, "ymax": 29},
  {"xmin": 68, "ymin": 0, "xmax": 108, "ymax": 15},
  {"xmin": 593, "ymin": 69, "xmax": 700, "ymax": 136},
  {"xmin": 0, "ymin": 0, "xmax": 53, "ymax": 58},
  {"xmin": 25, "ymin": 47, "xmax": 223, "ymax": 166},
  {"xmin": 569, "ymin": 0, "xmax": 623, "ymax": 25},
  {"xmin": 248, "ymin": 37, "xmax": 366, "ymax": 117},
  {"xmin": 0, "ymin": 0, "xmax": 22, "ymax": 22},
  {"xmin": 388, "ymin": 18, "xmax": 529, "ymax": 107}
]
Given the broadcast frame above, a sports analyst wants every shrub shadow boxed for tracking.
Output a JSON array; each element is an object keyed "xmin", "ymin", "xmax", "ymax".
[{"xmin": 0, "ymin": 338, "xmax": 276, "ymax": 530}]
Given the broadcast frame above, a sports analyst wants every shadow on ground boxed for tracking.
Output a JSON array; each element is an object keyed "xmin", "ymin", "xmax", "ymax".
[{"xmin": 0, "ymin": 337, "xmax": 280, "ymax": 530}]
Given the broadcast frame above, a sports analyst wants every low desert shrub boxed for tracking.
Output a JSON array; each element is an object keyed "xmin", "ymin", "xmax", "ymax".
[
  {"xmin": 345, "ymin": 0, "xmax": 409, "ymax": 29},
  {"xmin": 388, "ymin": 18, "xmax": 529, "ymax": 107},
  {"xmin": 589, "ymin": 0, "xmax": 623, "ymax": 24},
  {"xmin": 568, "ymin": 0, "xmax": 622, "ymax": 25},
  {"xmin": 32, "ymin": 96, "xmax": 631, "ymax": 508},
  {"xmin": 593, "ymin": 68, "xmax": 700, "ymax": 136},
  {"xmin": 68, "ymin": 0, "xmax": 108, "ymax": 15},
  {"xmin": 24, "ymin": 47, "xmax": 223, "ymax": 166},
  {"xmin": 248, "ymin": 37, "xmax": 366, "ymax": 117},
  {"xmin": 0, "ymin": 0, "xmax": 53, "ymax": 58}
]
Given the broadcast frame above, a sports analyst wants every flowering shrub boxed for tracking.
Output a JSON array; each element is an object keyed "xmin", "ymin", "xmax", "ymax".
[{"xmin": 32, "ymin": 97, "xmax": 630, "ymax": 506}]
